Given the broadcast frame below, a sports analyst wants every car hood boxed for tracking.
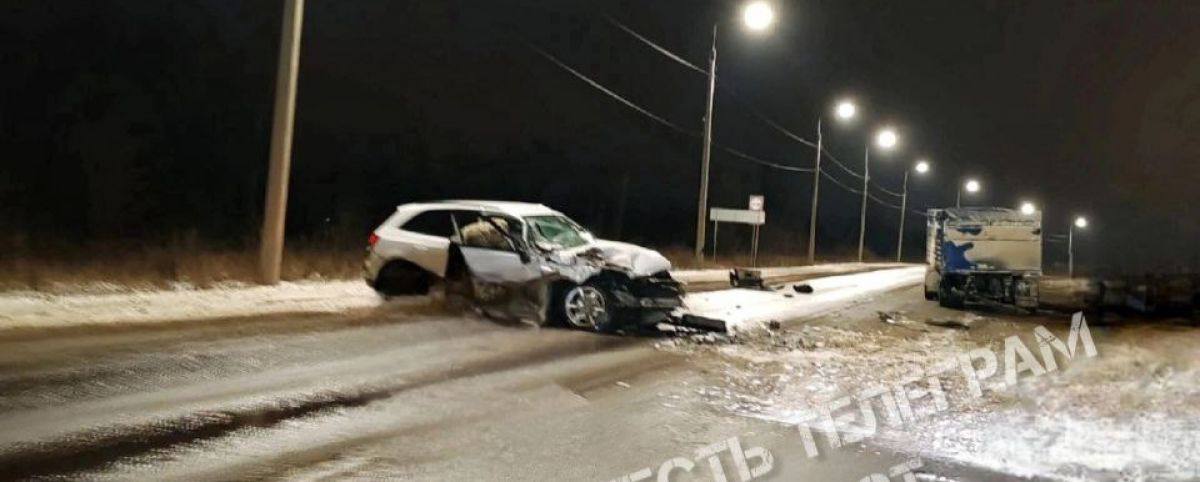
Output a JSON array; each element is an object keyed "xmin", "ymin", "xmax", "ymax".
[{"xmin": 580, "ymin": 239, "xmax": 672, "ymax": 277}]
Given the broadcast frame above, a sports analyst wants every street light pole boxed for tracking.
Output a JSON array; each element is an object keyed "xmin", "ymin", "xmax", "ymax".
[
  {"xmin": 858, "ymin": 145, "xmax": 870, "ymax": 262},
  {"xmin": 896, "ymin": 169, "xmax": 909, "ymax": 262},
  {"xmin": 259, "ymin": 0, "xmax": 305, "ymax": 285},
  {"xmin": 1068, "ymin": 216, "xmax": 1087, "ymax": 278},
  {"xmin": 1068, "ymin": 221, "xmax": 1075, "ymax": 278},
  {"xmin": 807, "ymin": 117, "xmax": 822, "ymax": 265},
  {"xmin": 694, "ymin": 24, "xmax": 718, "ymax": 262}
]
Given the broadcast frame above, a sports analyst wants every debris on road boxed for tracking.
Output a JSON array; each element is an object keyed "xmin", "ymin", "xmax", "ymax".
[
  {"xmin": 924, "ymin": 313, "xmax": 986, "ymax": 330},
  {"xmin": 729, "ymin": 268, "xmax": 766, "ymax": 289},
  {"xmin": 877, "ymin": 310, "xmax": 905, "ymax": 324},
  {"xmin": 793, "ymin": 284, "xmax": 814, "ymax": 294}
]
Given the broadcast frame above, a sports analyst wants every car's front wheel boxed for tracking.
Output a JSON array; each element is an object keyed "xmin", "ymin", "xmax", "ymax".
[{"xmin": 561, "ymin": 284, "xmax": 616, "ymax": 332}]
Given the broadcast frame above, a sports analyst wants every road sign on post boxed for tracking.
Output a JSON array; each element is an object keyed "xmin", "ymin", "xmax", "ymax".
[
  {"xmin": 709, "ymin": 207, "xmax": 766, "ymax": 266},
  {"xmin": 749, "ymin": 195, "xmax": 764, "ymax": 211}
]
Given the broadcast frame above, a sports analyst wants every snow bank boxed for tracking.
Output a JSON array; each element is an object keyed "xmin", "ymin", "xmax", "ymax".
[
  {"xmin": 682, "ymin": 266, "xmax": 926, "ymax": 332},
  {"xmin": 0, "ymin": 265, "xmax": 922, "ymax": 333},
  {"xmin": 0, "ymin": 280, "xmax": 385, "ymax": 330}
]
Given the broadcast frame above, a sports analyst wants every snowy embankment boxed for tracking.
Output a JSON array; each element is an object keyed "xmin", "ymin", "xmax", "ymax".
[
  {"xmin": 0, "ymin": 281, "xmax": 384, "ymax": 330},
  {"xmin": 683, "ymin": 266, "xmax": 926, "ymax": 332},
  {"xmin": 0, "ymin": 265, "xmax": 922, "ymax": 332}
]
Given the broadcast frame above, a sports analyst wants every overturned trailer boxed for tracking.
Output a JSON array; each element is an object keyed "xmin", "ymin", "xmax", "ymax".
[{"xmin": 1087, "ymin": 274, "xmax": 1200, "ymax": 318}]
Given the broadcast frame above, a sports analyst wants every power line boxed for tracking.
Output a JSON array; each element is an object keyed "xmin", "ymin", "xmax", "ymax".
[
  {"xmin": 873, "ymin": 182, "xmax": 904, "ymax": 198},
  {"xmin": 603, "ymin": 16, "xmax": 819, "ymax": 149},
  {"xmin": 820, "ymin": 147, "xmax": 865, "ymax": 180},
  {"xmin": 529, "ymin": 44, "xmax": 692, "ymax": 137},
  {"xmin": 529, "ymin": 44, "xmax": 811, "ymax": 174},
  {"xmin": 602, "ymin": 15, "xmax": 708, "ymax": 75},
  {"xmin": 603, "ymin": 16, "xmax": 917, "ymax": 199}
]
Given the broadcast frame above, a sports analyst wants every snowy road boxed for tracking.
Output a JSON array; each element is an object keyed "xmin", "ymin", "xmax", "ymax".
[{"xmin": 0, "ymin": 266, "xmax": 1194, "ymax": 481}]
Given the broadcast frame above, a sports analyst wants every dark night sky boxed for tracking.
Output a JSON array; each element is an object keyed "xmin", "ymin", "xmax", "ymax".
[{"xmin": 2, "ymin": 1, "xmax": 1198, "ymax": 272}]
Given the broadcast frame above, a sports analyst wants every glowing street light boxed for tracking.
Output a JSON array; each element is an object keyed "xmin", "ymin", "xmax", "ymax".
[
  {"xmin": 743, "ymin": 2, "xmax": 775, "ymax": 31},
  {"xmin": 835, "ymin": 101, "xmax": 857, "ymax": 121},
  {"xmin": 857, "ymin": 127, "xmax": 900, "ymax": 262},
  {"xmin": 1069, "ymin": 216, "xmax": 1089, "ymax": 278},
  {"xmin": 695, "ymin": 1, "xmax": 778, "ymax": 260},
  {"xmin": 876, "ymin": 128, "xmax": 898, "ymax": 149},
  {"xmin": 896, "ymin": 159, "xmax": 931, "ymax": 261},
  {"xmin": 1020, "ymin": 202, "xmax": 1037, "ymax": 215},
  {"xmin": 957, "ymin": 178, "xmax": 980, "ymax": 207}
]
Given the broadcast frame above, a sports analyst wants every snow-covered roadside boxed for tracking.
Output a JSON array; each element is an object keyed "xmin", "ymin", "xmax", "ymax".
[
  {"xmin": 0, "ymin": 266, "xmax": 901, "ymax": 331},
  {"xmin": 682, "ymin": 266, "xmax": 926, "ymax": 332},
  {"xmin": 0, "ymin": 280, "xmax": 386, "ymax": 330},
  {"xmin": 662, "ymin": 300, "xmax": 1200, "ymax": 480}
]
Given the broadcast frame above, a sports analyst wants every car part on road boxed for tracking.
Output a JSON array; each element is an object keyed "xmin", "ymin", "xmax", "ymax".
[{"xmin": 729, "ymin": 268, "xmax": 766, "ymax": 289}]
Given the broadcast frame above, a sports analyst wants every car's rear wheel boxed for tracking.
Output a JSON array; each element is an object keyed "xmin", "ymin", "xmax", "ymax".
[
  {"xmin": 374, "ymin": 261, "xmax": 432, "ymax": 296},
  {"xmin": 561, "ymin": 284, "xmax": 616, "ymax": 332}
]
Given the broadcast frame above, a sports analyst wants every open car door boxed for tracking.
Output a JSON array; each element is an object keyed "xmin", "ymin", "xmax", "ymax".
[{"xmin": 451, "ymin": 212, "xmax": 548, "ymax": 322}]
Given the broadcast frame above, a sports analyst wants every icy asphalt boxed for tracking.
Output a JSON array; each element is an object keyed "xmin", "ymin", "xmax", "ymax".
[{"xmin": 0, "ymin": 266, "xmax": 1195, "ymax": 481}]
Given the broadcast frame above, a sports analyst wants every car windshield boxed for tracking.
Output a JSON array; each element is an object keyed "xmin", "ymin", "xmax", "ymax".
[{"xmin": 524, "ymin": 215, "xmax": 589, "ymax": 249}]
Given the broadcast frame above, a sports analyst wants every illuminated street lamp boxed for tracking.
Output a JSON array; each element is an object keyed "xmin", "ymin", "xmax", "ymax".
[
  {"xmin": 957, "ymin": 178, "xmax": 980, "ymax": 207},
  {"xmin": 743, "ymin": 1, "xmax": 775, "ymax": 31},
  {"xmin": 858, "ymin": 127, "xmax": 899, "ymax": 262},
  {"xmin": 835, "ymin": 100, "xmax": 857, "ymax": 121},
  {"xmin": 694, "ymin": 2, "xmax": 777, "ymax": 260},
  {"xmin": 896, "ymin": 159, "xmax": 931, "ymax": 261},
  {"xmin": 808, "ymin": 99, "xmax": 858, "ymax": 264},
  {"xmin": 876, "ymin": 129, "xmax": 898, "ymax": 149},
  {"xmin": 1069, "ymin": 216, "xmax": 1088, "ymax": 278},
  {"xmin": 1020, "ymin": 202, "xmax": 1037, "ymax": 216}
]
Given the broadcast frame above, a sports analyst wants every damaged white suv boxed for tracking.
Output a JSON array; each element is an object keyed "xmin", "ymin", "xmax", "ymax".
[{"xmin": 364, "ymin": 200, "xmax": 684, "ymax": 331}]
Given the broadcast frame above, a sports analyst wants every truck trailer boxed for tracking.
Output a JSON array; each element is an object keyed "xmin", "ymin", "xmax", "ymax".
[{"xmin": 925, "ymin": 207, "xmax": 1042, "ymax": 310}]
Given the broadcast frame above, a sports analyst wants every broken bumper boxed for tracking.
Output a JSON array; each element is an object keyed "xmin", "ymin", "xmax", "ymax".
[{"xmin": 610, "ymin": 276, "xmax": 685, "ymax": 324}]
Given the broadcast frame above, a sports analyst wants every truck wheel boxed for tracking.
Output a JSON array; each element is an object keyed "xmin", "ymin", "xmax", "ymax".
[
  {"xmin": 938, "ymin": 283, "xmax": 965, "ymax": 309},
  {"xmin": 924, "ymin": 290, "xmax": 937, "ymax": 301},
  {"xmin": 559, "ymin": 283, "xmax": 617, "ymax": 333}
]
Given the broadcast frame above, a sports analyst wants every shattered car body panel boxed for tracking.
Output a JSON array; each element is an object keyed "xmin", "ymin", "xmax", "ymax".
[{"xmin": 455, "ymin": 227, "xmax": 684, "ymax": 327}]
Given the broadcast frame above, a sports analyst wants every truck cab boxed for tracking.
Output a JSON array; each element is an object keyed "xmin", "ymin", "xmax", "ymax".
[{"xmin": 925, "ymin": 207, "xmax": 1042, "ymax": 310}]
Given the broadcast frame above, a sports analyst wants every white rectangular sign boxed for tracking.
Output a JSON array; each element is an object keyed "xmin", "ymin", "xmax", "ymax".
[{"xmin": 710, "ymin": 208, "xmax": 765, "ymax": 225}]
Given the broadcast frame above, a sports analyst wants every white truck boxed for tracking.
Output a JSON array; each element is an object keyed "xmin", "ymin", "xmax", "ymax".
[{"xmin": 924, "ymin": 207, "xmax": 1042, "ymax": 311}]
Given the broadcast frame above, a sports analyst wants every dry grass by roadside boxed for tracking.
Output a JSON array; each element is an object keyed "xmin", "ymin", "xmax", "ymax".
[
  {"xmin": 0, "ymin": 244, "xmax": 362, "ymax": 294},
  {"xmin": 658, "ymin": 245, "xmax": 896, "ymax": 270}
]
